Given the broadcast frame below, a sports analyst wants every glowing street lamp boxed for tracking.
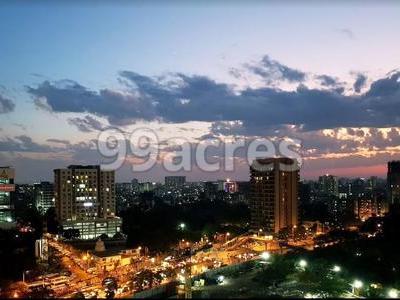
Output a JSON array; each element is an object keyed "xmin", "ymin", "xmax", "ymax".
[
  {"xmin": 352, "ymin": 279, "xmax": 363, "ymax": 295},
  {"xmin": 260, "ymin": 251, "xmax": 270, "ymax": 261},
  {"xmin": 179, "ymin": 223, "xmax": 186, "ymax": 230},
  {"xmin": 217, "ymin": 275, "xmax": 225, "ymax": 284},
  {"xmin": 353, "ymin": 280, "xmax": 363, "ymax": 289},
  {"xmin": 332, "ymin": 265, "xmax": 341, "ymax": 272},
  {"xmin": 299, "ymin": 259, "xmax": 307, "ymax": 268},
  {"xmin": 224, "ymin": 232, "xmax": 231, "ymax": 242},
  {"xmin": 388, "ymin": 289, "xmax": 399, "ymax": 298}
]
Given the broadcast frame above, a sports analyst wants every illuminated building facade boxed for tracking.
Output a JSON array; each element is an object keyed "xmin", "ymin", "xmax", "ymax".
[
  {"xmin": 318, "ymin": 174, "xmax": 339, "ymax": 197},
  {"xmin": 0, "ymin": 167, "xmax": 15, "ymax": 228},
  {"xmin": 250, "ymin": 157, "xmax": 299, "ymax": 234},
  {"xmin": 34, "ymin": 181, "xmax": 55, "ymax": 214},
  {"xmin": 54, "ymin": 165, "xmax": 121, "ymax": 239},
  {"xmin": 165, "ymin": 176, "xmax": 186, "ymax": 187}
]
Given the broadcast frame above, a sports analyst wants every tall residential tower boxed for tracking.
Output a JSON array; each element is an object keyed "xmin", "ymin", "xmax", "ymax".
[
  {"xmin": 0, "ymin": 167, "xmax": 15, "ymax": 228},
  {"xmin": 54, "ymin": 165, "xmax": 121, "ymax": 239},
  {"xmin": 250, "ymin": 157, "xmax": 299, "ymax": 234},
  {"xmin": 388, "ymin": 161, "xmax": 400, "ymax": 205}
]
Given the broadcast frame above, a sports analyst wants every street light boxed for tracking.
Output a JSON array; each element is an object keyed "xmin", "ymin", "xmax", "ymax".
[
  {"xmin": 352, "ymin": 279, "xmax": 363, "ymax": 295},
  {"xmin": 332, "ymin": 265, "xmax": 341, "ymax": 273},
  {"xmin": 353, "ymin": 280, "xmax": 363, "ymax": 289},
  {"xmin": 292, "ymin": 225, "xmax": 297, "ymax": 240},
  {"xmin": 299, "ymin": 259, "xmax": 307, "ymax": 268},
  {"xmin": 225, "ymin": 232, "xmax": 230, "ymax": 242},
  {"xmin": 260, "ymin": 251, "xmax": 271, "ymax": 261},
  {"xmin": 179, "ymin": 223, "xmax": 186, "ymax": 230},
  {"xmin": 22, "ymin": 270, "xmax": 30, "ymax": 283},
  {"xmin": 388, "ymin": 289, "xmax": 399, "ymax": 298}
]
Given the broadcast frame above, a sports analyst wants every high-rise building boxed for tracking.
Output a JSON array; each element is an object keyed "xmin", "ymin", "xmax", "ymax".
[
  {"xmin": 388, "ymin": 161, "xmax": 400, "ymax": 205},
  {"xmin": 165, "ymin": 176, "xmax": 186, "ymax": 187},
  {"xmin": 54, "ymin": 165, "xmax": 121, "ymax": 239},
  {"xmin": 34, "ymin": 181, "xmax": 55, "ymax": 214},
  {"xmin": 318, "ymin": 174, "xmax": 339, "ymax": 197},
  {"xmin": 249, "ymin": 157, "xmax": 299, "ymax": 234},
  {"xmin": 139, "ymin": 182, "xmax": 157, "ymax": 192},
  {"xmin": 204, "ymin": 181, "xmax": 218, "ymax": 201},
  {"xmin": 0, "ymin": 167, "xmax": 15, "ymax": 228}
]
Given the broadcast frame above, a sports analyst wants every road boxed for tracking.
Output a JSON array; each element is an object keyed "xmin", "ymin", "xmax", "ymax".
[{"xmin": 25, "ymin": 233, "xmax": 303, "ymax": 298}]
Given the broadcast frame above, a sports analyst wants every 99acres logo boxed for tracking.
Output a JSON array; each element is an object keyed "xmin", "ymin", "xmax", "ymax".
[{"xmin": 97, "ymin": 127, "xmax": 303, "ymax": 173}]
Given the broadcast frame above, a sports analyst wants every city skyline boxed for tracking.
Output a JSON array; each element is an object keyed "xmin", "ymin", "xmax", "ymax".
[
  {"xmin": 2, "ymin": 2, "xmax": 400, "ymax": 298},
  {"xmin": 1, "ymin": 2, "xmax": 400, "ymax": 183}
]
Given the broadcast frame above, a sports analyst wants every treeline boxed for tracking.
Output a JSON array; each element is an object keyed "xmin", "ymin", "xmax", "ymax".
[{"xmin": 120, "ymin": 200, "xmax": 250, "ymax": 251}]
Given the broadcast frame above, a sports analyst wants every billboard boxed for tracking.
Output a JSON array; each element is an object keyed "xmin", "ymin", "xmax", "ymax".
[{"xmin": 0, "ymin": 184, "xmax": 15, "ymax": 192}]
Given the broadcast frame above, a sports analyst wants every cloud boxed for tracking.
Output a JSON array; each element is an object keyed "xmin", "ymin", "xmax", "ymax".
[
  {"xmin": 46, "ymin": 138, "xmax": 71, "ymax": 145},
  {"xmin": 28, "ymin": 80, "xmax": 156, "ymax": 125},
  {"xmin": 0, "ymin": 135, "xmax": 54, "ymax": 153},
  {"xmin": 338, "ymin": 28, "xmax": 355, "ymax": 40},
  {"xmin": 68, "ymin": 115, "xmax": 106, "ymax": 132},
  {"xmin": 0, "ymin": 94, "xmax": 15, "ymax": 114},
  {"xmin": 353, "ymin": 73, "xmax": 367, "ymax": 93},
  {"xmin": 315, "ymin": 74, "xmax": 340, "ymax": 87},
  {"xmin": 26, "ymin": 58, "xmax": 400, "ymax": 133},
  {"xmin": 246, "ymin": 55, "xmax": 306, "ymax": 83}
]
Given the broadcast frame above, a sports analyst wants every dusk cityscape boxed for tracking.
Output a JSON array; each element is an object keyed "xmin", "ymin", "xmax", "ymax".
[{"xmin": 1, "ymin": 1, "xmax": 400, "ymax": 299}]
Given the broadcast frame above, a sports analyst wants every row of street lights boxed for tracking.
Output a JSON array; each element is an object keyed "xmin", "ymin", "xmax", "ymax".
[{"xmin": 258, "ymin": 254, "xmax": 399, "ymax": 298}]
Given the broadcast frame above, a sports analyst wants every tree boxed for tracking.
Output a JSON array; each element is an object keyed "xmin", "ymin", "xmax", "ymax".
[
  {"xmin": 45, "ymin": 207, "xmax": 60, "ymax": 234},
  {"xmin": 294, "ymin": 259, "xmax": 348, "ymax": 297},
  {"xmin": 254, "ymin": 256, "xmax": 295, "ymax": 286}
]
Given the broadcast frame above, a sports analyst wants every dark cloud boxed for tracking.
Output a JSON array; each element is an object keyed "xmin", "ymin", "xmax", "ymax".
[
  {"xmin": 228, "ymin": 68, "xmax": 243, "ymax": 79},
  {"xmin": 353, "ymin": 73, "xmax": 367, "ymax": 93},
  {"xmin": 0, "ymin": 94, "xmax": 15, "ymax": 114},
  {"xmin": 365, "ymin": 72, "xmax": 400, "ymax": 98},
  {"xmin": 26, "ymin": 63, "xmax": 400, "ymax": 133},
  {"xmin": 0, "ymin": 135, "xmax": 54, "ymax": 153},
  {"xmin": 315, "ymin": 74, "xmax": 339, "ymax": 87},
  {"xmin": 68, "ymin": 115, "xmax": 105, "ymax": 132},
  {"xmin": 246, "ymin": 55, "xmax": 306, "ymax": 83},
  {"xmin": 0, "ymin": 135, "xmax": 96, "ymax": 155},
  {"xmin": 197, "ymin": 133, "xmax": 220, "ymax": 141},
  {"xmin": 46, "ymin": 138, "xmax": 71, "ymax": 145},
  {"xmin": 27, "ymin": 80, "xmax": 156, "ymax": 125}
]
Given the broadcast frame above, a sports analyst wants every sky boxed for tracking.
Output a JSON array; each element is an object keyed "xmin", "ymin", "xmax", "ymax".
[{"xmin": 1, "ymin": 1, "xmax": 400, "ymax": 183}]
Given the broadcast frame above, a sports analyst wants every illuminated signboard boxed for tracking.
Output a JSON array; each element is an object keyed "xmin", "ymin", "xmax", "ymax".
[{"xmin": 0, "ymin": 184, "xmax": 15, "ymax": 192}]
